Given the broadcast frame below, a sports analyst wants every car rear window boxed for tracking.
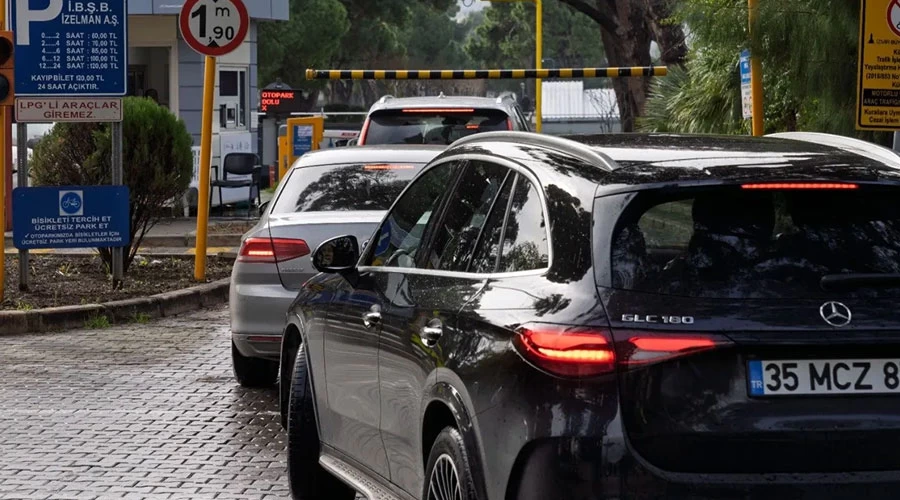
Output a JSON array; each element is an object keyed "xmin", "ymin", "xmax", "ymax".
[
  {"xmin": 364, "ymin": 109, "xmax": 511, "ymax": 145},
  {"xmin": 271, "ymin": 162, "xmax": 425, "ymax": 213},
  {"xmin": 609, "ymin": 185, "xmax": 900, "ymax": 299}
]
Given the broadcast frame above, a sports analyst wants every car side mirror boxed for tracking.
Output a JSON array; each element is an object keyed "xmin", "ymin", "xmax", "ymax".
[
  {"xmin": 312, "ymin": 235, "xmax": 360, "ymax": 274},
  {"xmin": 258, "ymin": 201, "xmax": 270, "ymax": 216}
]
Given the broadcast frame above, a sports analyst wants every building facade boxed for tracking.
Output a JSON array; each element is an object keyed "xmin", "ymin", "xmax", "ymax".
[{"xmin": 127, "ymin": 0, "xmax": 288, "ymax": 205}]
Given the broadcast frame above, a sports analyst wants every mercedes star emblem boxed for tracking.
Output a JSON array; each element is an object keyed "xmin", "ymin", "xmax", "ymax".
[{"xmin": 820, "ymin": 301, "xmax": 852, "ymax": 328}]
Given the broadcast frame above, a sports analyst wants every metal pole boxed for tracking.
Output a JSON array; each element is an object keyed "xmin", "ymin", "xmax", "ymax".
[
  {"xmin": 893, "ymin": 132, "xmax": 900, "ymax": 152},
  {"xmin": 111, "ymin": 121, "xmax": 124, "ymax": 287},
  {"xmin": 16, "ymin": 123, "xmax": 27, "ymax": 291},
  {"xmin": 194, "ymin": 55, "xmax": 217, "ymax": 281},
  {"xmin": 748, "ymin": 0, "xmax": 764, "ymax": 136},
  {"xmin": 534, "ymin": 0, "xmax": 543, "ymax": 133},
  {"xmin": 0, "ymin": 0, "xmax": 6, "ymax": 302}
]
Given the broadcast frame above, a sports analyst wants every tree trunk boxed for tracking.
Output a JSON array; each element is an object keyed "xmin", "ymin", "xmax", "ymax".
[
  {"xmin": 298, "ymin": 90, "xmax": 320, "ymax": 112},
  {"xmin": 596, "ymin": 0, "xmax": 652, "ymax": 132},
  {"xmin": 645, "ymin": 0, "xmax": 687, "ymax": 66},
  {"xmin": 331, "ymin": 81, "xmax": 354, "ymax": 105}
]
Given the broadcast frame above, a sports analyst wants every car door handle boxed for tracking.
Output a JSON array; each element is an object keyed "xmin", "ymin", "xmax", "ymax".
[
  {"xmin": 363, "ymin": 311, "xmax": 382, "ymax": 329},
  {"xmin": 422, "ymin": 322, "xmax": 443, "ymax": 347}
]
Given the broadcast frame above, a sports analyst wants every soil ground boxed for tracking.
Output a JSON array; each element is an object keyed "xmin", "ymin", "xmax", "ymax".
[
  {"xmin": 0, "ymin": 254, "xmax": 233, "ymax": 311},
  {"xmin": 205, "ymin": 221, "xmax": 256, "ymax": 235}
]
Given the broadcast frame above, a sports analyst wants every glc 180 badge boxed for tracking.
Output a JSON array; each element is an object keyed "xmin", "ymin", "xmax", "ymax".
[{"xmin": 621, "ymin": 314, "xmax": 695, "ymax": 325}]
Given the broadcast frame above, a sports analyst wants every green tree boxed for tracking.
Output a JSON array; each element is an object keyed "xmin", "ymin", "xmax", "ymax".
[
  {"xmin": 640, "ymin": 0, "xmax": 891, "ymax": 144},
  {"xmin": 257, "ymin": 0, "xmax": 350, "ymax": 108},
  {"xmin": 465, "ymin": 0, "xmax": 607, "ymax": 95},
  {"xmin": 30, "ymin": 97, "xmax": 193, "ymax": 274},
  {"xmin": 552, "ymin": 0, "xmax": 688, "ymax": 130}
]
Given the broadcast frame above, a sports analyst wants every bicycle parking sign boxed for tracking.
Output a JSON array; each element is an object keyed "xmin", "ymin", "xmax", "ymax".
[{"xmin": 12, "ymin": 186, "xmax": 130, "ymax": 250}]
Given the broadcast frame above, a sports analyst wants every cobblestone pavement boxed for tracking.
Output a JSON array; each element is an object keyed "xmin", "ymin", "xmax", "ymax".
[{"xmin": 0, "ymin": 306, "xmax": 296, "ymax": 500}]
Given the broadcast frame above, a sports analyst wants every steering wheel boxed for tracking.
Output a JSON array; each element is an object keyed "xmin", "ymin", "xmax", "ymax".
[{"xmin": 386, "ymin": 248, "xmax": 411, "ymax": 267}]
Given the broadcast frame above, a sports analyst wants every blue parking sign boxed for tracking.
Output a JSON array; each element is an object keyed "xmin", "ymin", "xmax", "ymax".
[
  {"xmin": 11, "ymin": 0, "xmax": 128, "ymax": 96},
  {"xmin": 293, "ymin": 124, "xmax": 314, "ymax": 156},
  {"xmin": 13, "ymin": 186, "xmax": 131, "ymax": 249}
]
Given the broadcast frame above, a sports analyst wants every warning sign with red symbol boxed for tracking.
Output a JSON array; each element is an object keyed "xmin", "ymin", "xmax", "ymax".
[
  {"xmin": 179, "ymin": 0, "xmax": 249, "ymax": 57},
  {"xmin": 857, "ymin": 0, "xmax": 900, "ymax": 130}
]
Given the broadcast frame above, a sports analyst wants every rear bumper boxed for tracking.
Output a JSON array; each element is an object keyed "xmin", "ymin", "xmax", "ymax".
[
  {"xmin": 229, "ymin": 281, "xmax": 297, "ymax": 360},
  {"xmin": 508, "ymin": 432, "xmax": 900, "ymax": 500}
]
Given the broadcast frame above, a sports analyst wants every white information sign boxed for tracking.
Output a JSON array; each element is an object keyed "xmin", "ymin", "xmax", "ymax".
[{"xmin": 15, "ymin": 97, "xmax": 123, "ymax": 123}]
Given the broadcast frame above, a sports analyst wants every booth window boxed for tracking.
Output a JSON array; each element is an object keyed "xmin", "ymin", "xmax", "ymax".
[{"xmin": 219, "ymin": 69, "xmax": 248, "ymax": 129}]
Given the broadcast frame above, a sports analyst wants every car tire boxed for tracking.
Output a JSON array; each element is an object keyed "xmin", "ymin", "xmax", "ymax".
[
  {"xmin": 423, "ymin": 427, "xmax": 478, "ymax": 500},
  {"xmin": 287, "ymin": 343, "xmax": 356, "ymax": 500},
  {"xmin": 231, "ymin": 341, "xmax": 278, "ymax": 388},
  {"xmin": 279, "ymin": 342, "xmax": 298, "ymax": 429}
]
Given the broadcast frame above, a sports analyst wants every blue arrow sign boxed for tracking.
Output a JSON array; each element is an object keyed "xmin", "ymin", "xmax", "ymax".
[{"xmin": 11, "ymin": 0, "xmax": 128, "ymax": 96}]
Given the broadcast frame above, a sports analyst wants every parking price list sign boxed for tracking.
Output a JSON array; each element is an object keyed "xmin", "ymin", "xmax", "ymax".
[{"xmin": 12, "ymin": 0, "xmax": 127, "ymax": 96}]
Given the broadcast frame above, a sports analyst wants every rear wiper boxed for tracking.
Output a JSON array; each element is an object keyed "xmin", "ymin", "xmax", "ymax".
[{"xmin": 820, "ymin": 273, "xmax": 900, "ymax": 291}]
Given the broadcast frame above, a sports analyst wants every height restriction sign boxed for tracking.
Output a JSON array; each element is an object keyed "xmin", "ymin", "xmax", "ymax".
[
  {"xmin": 179, "ymin": 0, "xmax": 249, "ymax": 57},
  {"xmin": 857, "ymin": 0, "xmax": 900, "ymax": 130}
]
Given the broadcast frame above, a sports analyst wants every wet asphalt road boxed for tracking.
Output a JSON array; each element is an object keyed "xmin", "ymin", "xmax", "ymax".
[{"xmin": 0, "ymin": 306, "xmax": 297, "ymax": 499}]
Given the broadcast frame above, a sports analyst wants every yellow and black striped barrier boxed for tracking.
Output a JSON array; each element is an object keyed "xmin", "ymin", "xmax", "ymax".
[{"xmin": 305, "ymin": 67, "xmax": 667, "ymax": 80}]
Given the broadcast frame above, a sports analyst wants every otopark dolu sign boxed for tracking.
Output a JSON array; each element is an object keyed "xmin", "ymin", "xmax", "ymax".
[{"xmin": 180, "ymin": 0, "xmax": 250, "ymax": 57}]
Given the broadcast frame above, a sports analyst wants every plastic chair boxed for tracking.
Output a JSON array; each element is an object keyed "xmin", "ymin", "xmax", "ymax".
[{"xmin": 210, "ymin": 152, "xmax": 262, "ymax": 217}]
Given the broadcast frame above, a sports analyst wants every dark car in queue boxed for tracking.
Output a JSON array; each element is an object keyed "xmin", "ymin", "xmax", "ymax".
[
  {"xmin": 280, "ymin": 130, "xmax": 900, "ymax": 500},
  {"xmin": 228, "ymin": 145, "xmax": 443, "ymax": 389}
]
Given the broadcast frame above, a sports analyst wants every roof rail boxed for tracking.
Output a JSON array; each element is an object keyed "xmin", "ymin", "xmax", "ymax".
[
  {"xmin": 766, "ymin": 131, "xmax": 900, "ymax": 169},
  {"xmin": 377, "ymin": 95, "xmax": 395, "ymax": 104},
  {"xmin": 451, "ymin": 131, "xmax": 619, "ymax": 171}
]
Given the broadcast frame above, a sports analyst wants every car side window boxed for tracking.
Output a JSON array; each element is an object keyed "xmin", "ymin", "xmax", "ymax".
[
  {"xmin": 367, "ymin": 162, "xmax": 461, "ymax": 268},
  {"xmin": 513, "ymin": 105, "xmax": 530, "ymax": 131},
  {"xmin": 468, "ymin": 175, "xmax": 515, "ymax": 273},
  {"xmin": 498, "ymin": 175, "xmax": 549, "ymax": 272},
  {"xmin": 424, "ymin": 161, "xmax": 512, "ymax": 272}
]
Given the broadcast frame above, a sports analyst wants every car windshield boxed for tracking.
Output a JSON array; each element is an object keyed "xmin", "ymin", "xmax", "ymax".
[
  {"xmin": 270, "ymin": 162, "xmax": 425, "ymax": 213},
  {"xmin": 364, "ymin": 109, "xmax": 511, "ymax": 145},
  {"xmin": 609, "ymin": 186, "xmax": 900, "ymax": 299}
]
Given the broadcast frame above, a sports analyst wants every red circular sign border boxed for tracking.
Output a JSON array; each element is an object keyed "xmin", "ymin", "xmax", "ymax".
[
  {"xmin": 888, "ymin": 0, "xmax": 900, "ymax": 39},
  {"xmin": 179, "ymin": 0, "xmax": 250, "ymax": 57}
]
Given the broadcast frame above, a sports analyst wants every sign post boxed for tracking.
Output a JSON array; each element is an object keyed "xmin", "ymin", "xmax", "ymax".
[
  {"xmin": 179, "ymin": 0, "xmax": 249, "ymax": 281},
  {"xmin": 10, "ymin": 0, "xmax": 128, "ymax": 290},
  {"xmin": 0, "ymin": 0, "xmax": 6, "ymax": 302},
  {"xmin": 856, "ymin": 0, "xmax": 900, "ymax": 132}
]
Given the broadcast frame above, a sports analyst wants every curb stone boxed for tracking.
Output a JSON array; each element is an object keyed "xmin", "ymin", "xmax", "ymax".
[{"xmin": 0, "ymin": 278, "xmax": 230, "ymax": 336}]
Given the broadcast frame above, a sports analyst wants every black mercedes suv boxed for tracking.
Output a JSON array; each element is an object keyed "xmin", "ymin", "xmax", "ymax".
[{"xmin": 279, "ymin": 130, "xmax": 900, "ymax": 500}]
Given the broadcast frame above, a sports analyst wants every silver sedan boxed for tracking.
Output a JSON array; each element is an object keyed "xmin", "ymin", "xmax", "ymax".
[{"xmin": 229, "ymin": 145, "xmax": 444, "ymax": 387}]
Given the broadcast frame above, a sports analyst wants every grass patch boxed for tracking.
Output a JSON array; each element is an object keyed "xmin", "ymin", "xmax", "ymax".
[
  {"xmin": 132, "ymin": 312, "xmax": 152, "ymax": 324},
  {"xmin": 84, "ymin": 314, "xmax": 112, "ymax": 329}
]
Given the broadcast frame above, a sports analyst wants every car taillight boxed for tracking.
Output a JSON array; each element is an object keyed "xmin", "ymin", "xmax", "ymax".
[
  {"xmin": 238, "ymin": 237, "xmax": 310, "ymax": 263},
  {"xmin": 402, "ymin": 108, "xmax": 475, "ymax": 113},
  {"xmin": 513, "ymin": 325, "xmax": 616, "ymax": 377},
  {"xmin": 741, "ymin": 182, "xmax": 858, "ymax": 190},
  {"xmin": 506, "ymin": 118, "xmax": 513, "ymax": 130},
  {"xmin": 613, "ymin": 330, "xmax": 731, "ymax": 369}
]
